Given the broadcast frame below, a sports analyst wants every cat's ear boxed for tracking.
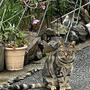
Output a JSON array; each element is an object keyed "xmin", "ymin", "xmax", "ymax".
[
  {"xmin": 70, "ymin": 41, "xmax": 76, "ymax": 47},
  {"xmin": 58, "ymin": 40, "xmax": 63, "ymax": 46}
]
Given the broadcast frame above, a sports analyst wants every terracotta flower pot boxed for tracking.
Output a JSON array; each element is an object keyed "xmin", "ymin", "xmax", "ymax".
[{"xmin": 5, "ymin": 45, "xmax": 27, "ymax": 71}]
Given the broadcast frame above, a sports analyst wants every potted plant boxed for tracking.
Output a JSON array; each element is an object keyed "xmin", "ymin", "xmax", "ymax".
[
  {"xmin": 0, "ymin": 24, "xmax": 28, "ymax": 71},
  {"xmin": 0, "ymin": 0, "xmax": 29, "ymax": 71}
]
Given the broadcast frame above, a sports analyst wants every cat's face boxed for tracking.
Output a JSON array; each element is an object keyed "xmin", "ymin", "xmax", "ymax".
[{"xmin": 57, "ymin": 41, "xmax": 76, "ymax": 61}]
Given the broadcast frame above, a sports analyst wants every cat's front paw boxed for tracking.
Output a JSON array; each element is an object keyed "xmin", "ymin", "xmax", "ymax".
[
  {"xmin": 60, "ymin": 85, "xmax": 71, "ymax": 90},
  {"xmin": 60, "ymin": 87, "xmax": 66, "ymax": 90},
  {"xmin": 65, "ymin": 84, "xmax": 71, "ymax": 90},
  {"xmin": 51, "ymin": 86, "xmax": 57, "ymax": 90}
]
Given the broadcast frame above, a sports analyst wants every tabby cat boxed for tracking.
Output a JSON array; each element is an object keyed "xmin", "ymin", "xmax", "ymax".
[{"xmin": 9, "ymin": 41, "xmax": 76, "ymax": 90}]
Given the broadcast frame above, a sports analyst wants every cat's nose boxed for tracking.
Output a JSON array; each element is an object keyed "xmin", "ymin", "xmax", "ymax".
[{"xmin": 64, "ymin": 52, "xmax": 68, "ymax": 56}]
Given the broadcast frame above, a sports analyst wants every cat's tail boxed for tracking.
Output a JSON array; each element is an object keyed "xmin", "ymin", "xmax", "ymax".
[{"xmin": 8, "ymin": 83, "xmax": 45, "ymax": 90}]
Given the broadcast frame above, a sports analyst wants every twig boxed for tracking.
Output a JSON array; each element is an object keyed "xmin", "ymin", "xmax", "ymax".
[
  {"xmin": 76, "ymin": 0, "xmax": 82, "ymax": 25},
  {"xmin": 24, "ymin": 1, "xmax": 38, "ymax": 9},
  {"xmin": 0, "ymin": 8, "xmax": 6, "ymax": 29},
  {"xmin": 23, "ymin": 0, "xmax": 54, "ymax": 9},
  {"xmin": 66, "ymin": 0, "xmax": 75, "ymax": 5}
]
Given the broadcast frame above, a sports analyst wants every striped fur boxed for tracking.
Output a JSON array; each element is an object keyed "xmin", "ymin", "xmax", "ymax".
[
  {"xmin": 9, "ymin": 41, "xmax": 76, "ymax": 90},
  {"xmin": 9, "ymin": 83, "xmax": 45, "ymax": 90}
]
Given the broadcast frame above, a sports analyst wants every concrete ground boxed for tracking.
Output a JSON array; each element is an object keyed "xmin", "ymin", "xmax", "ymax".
[
  {"xmin": 0, "ymin": 58, "xmax": 45, "ymax": 84},
  {"xmin": 0, "ymin": 40, "xmax": 90, "ymax": 86}
]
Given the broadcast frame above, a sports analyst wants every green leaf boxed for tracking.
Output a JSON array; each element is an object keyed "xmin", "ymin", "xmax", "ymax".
[
  {"xmin": 9, "ymin": 41, "xmax": 15, "ymax": 46},
  {"xmin": 16, "ymin": 32, "xmax": 28, "ymax": 38},
  {"xmin": 15, "ymin": 39, "xmax": 22, "ymax": 46},
  {"xmin": 0, "ymin": 35, "xmax": 2, "ymax": 42},
  {"xmin": 3, "ymin": 33, "xmax": 9, "ymax": 40}
]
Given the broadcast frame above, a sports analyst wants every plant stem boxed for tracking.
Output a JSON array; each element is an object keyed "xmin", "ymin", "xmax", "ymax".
[
  {"xmin": 0, "ymin": 0, "xmax": 4, "ymax": 8},
  {"xmin": 65, "ymin": 0, "xmax": 78, "ymax": 42},
  {"xmin": 16, "ymin": 6, "xmax": 28, "ymax": 28},
  {"xmin": 3, "ymin": 10, "xmax": 23, "ymax": 23},
  {"xmin": 38, "ymin": 0, "xmax": 50, "ymax": 35},
  {"xmin": 76, "ymin": 0, "xmax": 82, "ymax": 25},
  {"xmin": 0, "ymin": 8, "xmax": 6, "ymax": 30}
]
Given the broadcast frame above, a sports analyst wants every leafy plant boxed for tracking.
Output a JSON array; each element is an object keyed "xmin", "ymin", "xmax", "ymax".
[
  {"xmin": 0, "ymin": 0, "xmax": 29, "ymax": 48},
  {"xmin": 0, "ymin": 0, "xmax": 24, "ymax": 27},
  {"xmin": 0, "ymin": 24, "xmax": 28, "ymax": 48}
]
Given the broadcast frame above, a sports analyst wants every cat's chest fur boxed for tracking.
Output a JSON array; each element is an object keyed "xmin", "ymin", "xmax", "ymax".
[
  {"xmin": 43, "ymin": 49, "xmax": 74, "ymax": 78},
  {"xmin": 54, "ymin": 56, "xmax": 72, "ymax": 78}
]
